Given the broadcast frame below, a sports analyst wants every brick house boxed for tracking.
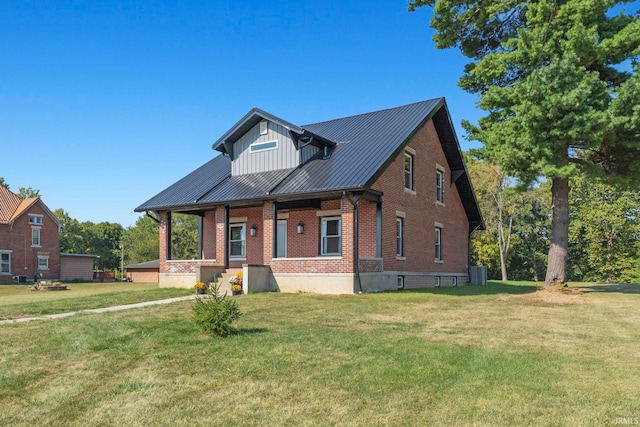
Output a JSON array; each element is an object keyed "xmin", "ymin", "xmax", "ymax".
[
  {"xmin": 0, "ymin": 185, "xmax": 62, "ymax": 283},
  {"xmin": 135, "ymin": 98, "xmax": 483, "ymax": 294}
]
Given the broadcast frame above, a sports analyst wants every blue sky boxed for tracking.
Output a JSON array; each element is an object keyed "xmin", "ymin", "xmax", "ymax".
[{"xmin": 0, "ymin": 0, "xmax": 481, "ymax": 228}]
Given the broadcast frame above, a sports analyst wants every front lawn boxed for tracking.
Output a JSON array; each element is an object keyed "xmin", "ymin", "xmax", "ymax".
[
  {"xmin": 0, "ymin": 282, "xmax": 193, "ymax": 320},
  {"xmin": 1, "ymin": 282, "xmax": 639, "ymax": 426}
]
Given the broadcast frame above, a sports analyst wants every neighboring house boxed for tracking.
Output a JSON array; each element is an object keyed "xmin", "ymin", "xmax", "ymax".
[
  {"xmin": 59, "ymin": 253, "xmax": 98, "ymax": 282},
  {"xmin": 135, "ymin": 98, "xmax": 484, "ymax": 294},
  {"xmin": 126, "ymin": 260, "xmax": 160, "ymax": 283},
  {"xmin": 0, "ymin": 185, "xmax": 62, "ymax": 283}
]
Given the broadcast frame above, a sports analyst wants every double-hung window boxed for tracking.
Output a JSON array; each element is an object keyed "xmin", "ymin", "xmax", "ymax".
[
  {"xmin": 435, "ymin": 226, "xmax": 443, "ymax": 262},
  {"xmin": 436, "ymin": 168, "xmax": 445, "ymax": 204},
  {"xmin": 229, "ymin": 223, "xmax": 246, "ymax": 258},
  {"xmin": 404, "ymin": 153, "xmax": 414, "ymax": 191},
  {"xmin": 32, "ymin": 228, "xmax": 41, "ymax": 247},
  {"xmin": 396, "ymin": 217, "xmax": 404, "ymax": 257},
  {"xmin": 38, "ymin": 256, "xmax": 49, "ymax": 270},
  {"xmin": 0, "ymin": 251, "xmax": 10, "ymax": 274},
  {"xmin": 321, "ymin": 217, "xmax": 341, "ymax": 256}
]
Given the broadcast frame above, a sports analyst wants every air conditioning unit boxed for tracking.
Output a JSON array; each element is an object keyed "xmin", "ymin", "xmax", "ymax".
[{"xmin": 470, "ymin": 266, "xmax": 487, "ymax": 286}]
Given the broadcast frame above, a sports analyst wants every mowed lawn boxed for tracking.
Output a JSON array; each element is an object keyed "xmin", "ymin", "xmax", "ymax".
[
  {"xmin": 1, "ymin": 282, "xmax": 639, "ymax": 426},
  {"xmin": 0, "ymin": 282, "xmax": 193, "ymax": 320}
]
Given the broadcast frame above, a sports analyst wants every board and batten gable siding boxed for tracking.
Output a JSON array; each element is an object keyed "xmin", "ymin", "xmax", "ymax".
[{"xmin": 233, "ymin": 121, "xmax": 317, "ymax": 175}]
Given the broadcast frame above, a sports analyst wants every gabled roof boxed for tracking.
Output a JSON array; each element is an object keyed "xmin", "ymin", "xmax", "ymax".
[
  {"xmin": 0, "ymin": 185, "xmax": 21, "ymax": 223},
  {"xmin": 0, "ymin": 186, "xmax": 62, "ymax": 228},
  {"xmin": 135, "ymin": 98, "xmax": 483, "ymax": 231}
]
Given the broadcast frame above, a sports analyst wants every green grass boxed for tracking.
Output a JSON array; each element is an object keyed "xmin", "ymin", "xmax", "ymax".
[
  {"xmin": 1, "ymin": 281, "xmax": 639, "ymax": 426},
  {"xmin": 0, "ymin": 282, "xmax": 193, "ymax": 320}
]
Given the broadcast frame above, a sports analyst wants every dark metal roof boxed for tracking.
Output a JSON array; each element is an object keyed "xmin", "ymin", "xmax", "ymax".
[
  {"xmin": 272, "ymin": 98, "xmax": 443, "ymax": 195},
  {"xmin": 126, "ymin": 259, "xmax": 160, "ymax": 269},
  {"xmin": 198, "ymin": 168, "xmax": 296, "ymax": 204},
  {"xmin": 135, "ymin": 155, "xmax": 231, "ymax": 212},
  {"xmin": 135, "ymin": 98, "xmax": 483, "ymax": 230}
]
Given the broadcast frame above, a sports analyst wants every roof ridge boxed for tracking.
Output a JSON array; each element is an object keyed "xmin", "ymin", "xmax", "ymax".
[{"xmin": 302, "ymin": 97, "xmax": 443, "ymax": 128}]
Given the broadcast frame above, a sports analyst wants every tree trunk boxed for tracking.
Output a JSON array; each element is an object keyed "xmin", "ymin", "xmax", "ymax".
[{"xmin": 544, "ymin": 177, "xmax": 570, "ymax": 286}]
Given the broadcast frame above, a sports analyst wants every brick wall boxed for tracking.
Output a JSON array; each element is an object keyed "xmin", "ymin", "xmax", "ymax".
[
  {"xmin": 228, "ymin": 206, "xmax": 263, "ymax": 268},
  {"xmin": 0, "ymin": 203, "xmax": 60, "ymax": 283},
  {"xmin": 369, "ymin": 119, "xmax": 470, "ymax": 275},
  {"xmin": 201, "ymin": 210, "xmax": 216, "ymax": 259}
]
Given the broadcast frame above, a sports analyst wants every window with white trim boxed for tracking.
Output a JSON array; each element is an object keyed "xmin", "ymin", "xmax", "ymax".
[
  {"xmin": 29, "ymin": 214, "xmax": 43, "ymax": 225},
  {"xmin": 435, "ymin": 276, "xmax": 441, "ymax": 287},
  {"xmin": 452, "ymin": 276, "xmax": 457, "ymax": 286},
  {"xmin": 0, "ymin": 251, "xmax": 11, "ymax": 274},
  {"xmin": 32, "ymin": 227, "xmax": 41, "ymax": 247},
  {"xmin": 250, "ymin": 140, "xmax": 278, "ymax": 152},
  {"xmin": 436, "ymin": 169, "xmax": 445, "ymax": 203},
  {"xmin": 229, "ymin": 223, "xmax": 246, "ymax": 258},
  {"xmin": 404, "ymin": 153, "xmax": 414, "ymax": 191},
  {"xmin": 435, "ymin": 226, "xmax": 442, "ymax": 262},
  {"xmin": 396, "ymin": 217, "xmax": 404, "ymax": 257},
  {"xmin": 321, "ymin": 216, "xmax": 341, "ymax": 256},
  {"xmin": 38, "ymin": 256, "xmax": 49, "ymax": 270},
  {"xmin": 397, "ymin": 276, "xmax": 404, "ymax": 289}
]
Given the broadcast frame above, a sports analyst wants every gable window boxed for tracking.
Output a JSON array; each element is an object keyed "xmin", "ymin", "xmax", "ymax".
[
  {"xmin": 229, "ymin": 223, "xmax": 246, "ymax": 258},
  {"xmin": 29, "ymin": 214, "xmax": 43, "ymax": 225},
  {"xmin": 436, "ymin": 168, "xmax": 445, "ymax": 204},
  {"xmin": 404, "ymin": 153, "xmax": 414, "ymax": 191},
  {"xmin": 396, "ymin": 217, "xmax": 404, "ymax": 257},
  {"xmin": 259, "ymin": 120, "xmax": 268, "ymax": 135},
  {"xmin": 250, "ymin": 140, "xmax": 278, "ymax": 153},
  {"xmin": 38, "ymin": 256, "xmax": 49, "ymax": 270},
  {"xmin": 32, "ymin": 227, "xmax": 41, "ymax": 247},
  {"xmin": 435, "ymin": 226, "xmax": 443, "ymax": 262},
  {"xmin": 321, "ymin": 217, "xmax": 341, "ymax": 256},
  {"xmin": 0, "ymin": 251, "xmax": 10, "ymax": 274}
]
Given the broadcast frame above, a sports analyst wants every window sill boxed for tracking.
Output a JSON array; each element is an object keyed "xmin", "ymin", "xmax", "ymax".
[
  {"xmin": 31, "ymin": 245, "xmax": 41, "ymax": 248},
  {"xmin": 404, "ymin": 188, "xmax": 416, "ymax": 196},
  {"xmin": 396, "ymin": 256, "xmax": 406, "ymax": 261},
  {"xmin": 436, "ymin": 201, "xmax": 445, "ymax": 207},
  {"xmin": 435, "ymin": 259, "xmax": 444, "ymax": 264},
  {"xmin": 229, "ymin": 257, "xmax": 247, "ymax": 261}
]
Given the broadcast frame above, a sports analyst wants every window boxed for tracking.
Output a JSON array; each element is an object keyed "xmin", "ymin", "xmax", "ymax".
[
  {"xmin": 250, "ymin": 140, "xmax": 278, "ymax": 152},
  {"xmin": 397, "ymin": 276, "xmax": 404, "ymax": 289},
  {"xmin": 259, "ymin": 120, "xmax": 268, "ymax": 135},
  {"xmin": 29, "ymin": 214, "xmax": 43, "ymax": 225},
  {"xmin": 436, "ymin": 169, "xmax": 445, "ymax": 203},
  {"xmin": 321, "ymin": 217, "xmax": 341, "ymax": 256},
  {"xmin": 452, "ymin": 276, "xmax": 457, "ymax": 287},
  {"xmin": 38, "ymin": 256, "xmax": 49, "ymax": 270},
  {"xmin": 396, "ymin": 217, "xmax": 404, "ymax": 257},
  {"xmin": 435, "ymin": 276, "xmax": 441, "ymax": 287},
  {"xmin": 32, "ymin": 228, "xmax": 41, "ymax": 247},
  {"xmin": 229, "ymin": 223, "xmax": 246, "ymax": 258},
  {"xmin": 404, "ymin": 153, "xmax": 414, "ymax": 190},
  {"xmin": 0, "ymin": 251, "xmax": 10, "ymax": 274},
  {"xmin": 435, "ymin": 226, "xmax": 442, "ymax": 261}
]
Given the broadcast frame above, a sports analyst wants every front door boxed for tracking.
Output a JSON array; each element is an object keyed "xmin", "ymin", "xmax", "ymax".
[{"xmin": 277, "ymin": 220, "xmax": 287, "ymax": 258}]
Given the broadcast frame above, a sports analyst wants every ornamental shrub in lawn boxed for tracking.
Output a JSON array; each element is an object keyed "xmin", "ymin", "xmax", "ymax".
[{"xmin": 192, "ymin": 282, "xmax": 241, "ymax": 337}]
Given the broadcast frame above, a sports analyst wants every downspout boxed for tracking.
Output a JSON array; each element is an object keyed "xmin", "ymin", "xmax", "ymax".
[{"xmin": 343, "ymin": 192, "xmax": 363, "ymax": 294}]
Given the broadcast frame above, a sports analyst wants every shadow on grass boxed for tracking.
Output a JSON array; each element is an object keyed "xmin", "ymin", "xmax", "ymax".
[
  {"xmin": 236, "ymin": 327, "xmax": 269, "ymax": 335},
  {"xmin": 577, "ymin": 283, "xmax": 640, "ymax": 294},
  {"xmin": 401, "ymin": 281, "xmax": 537, "ymax": 296}
]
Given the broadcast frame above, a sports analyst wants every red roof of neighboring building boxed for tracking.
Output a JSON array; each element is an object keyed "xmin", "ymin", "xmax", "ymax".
[{"xmin": 0, "ymin": 185, "xmax": 22, "ymax": 224}]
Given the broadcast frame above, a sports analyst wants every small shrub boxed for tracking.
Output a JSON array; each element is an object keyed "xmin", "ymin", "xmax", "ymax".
[{"xmin": 192, "ymin": 283, "xmax": 241, "ymax": 337}]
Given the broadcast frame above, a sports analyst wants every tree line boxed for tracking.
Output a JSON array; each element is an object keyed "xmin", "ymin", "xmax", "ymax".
[{"xmin": 467, "ymin": 157, "xmax": 640, "ymax": 283}]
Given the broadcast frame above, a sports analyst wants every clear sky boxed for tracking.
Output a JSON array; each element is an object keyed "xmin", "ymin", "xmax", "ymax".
[{"xmin": 0, "ymin": 0, "xmax": 482, "ymax": 228}]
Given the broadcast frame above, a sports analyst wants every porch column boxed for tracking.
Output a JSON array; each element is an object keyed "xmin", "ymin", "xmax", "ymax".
[
  {"xmin": 159, "ymin": 211, "xmax": 171, "ymax": 272},
  {"xmin": 215, "ymin": 206, "xmax": 227, "ymax": 268},
  {"xmin": 341, "ymin": 195, "xmax": 355, "ymax": 271},
  {"xmin": 263, "ymin": 200, "xmax": 274, "ymax": 265}
]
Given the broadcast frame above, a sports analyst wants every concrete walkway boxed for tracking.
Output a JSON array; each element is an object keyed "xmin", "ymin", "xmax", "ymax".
[{"xmin": 0, "ymin": 295, "xmax": 198, "ymax": 325}]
